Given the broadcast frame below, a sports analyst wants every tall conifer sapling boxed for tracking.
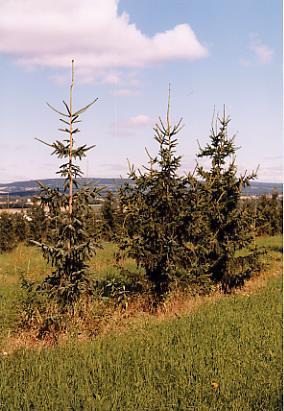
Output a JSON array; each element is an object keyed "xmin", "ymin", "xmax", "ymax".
[
  {"xmin": 118, "ymin": 90, "xmax": 197, "ymax": 299},
  {"xmin": 34, "ymin": 60, "xmax": 100, "ymax": 309},
  {"xmin": 196, "ymin": 109, "xmax": 259, "ymax": 290}
]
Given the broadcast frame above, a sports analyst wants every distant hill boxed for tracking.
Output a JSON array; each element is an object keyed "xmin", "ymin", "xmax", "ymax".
[
  {"xmin": 0, "ymin": 178, "xmax": 282, "ymax": 197},
  {"xmin": 242, "ymin": 181, "xmax": 282, "ymax": 196},
  {"xmin": 0, "ymin": 178, "xmax": 128, "ymax": 197}
]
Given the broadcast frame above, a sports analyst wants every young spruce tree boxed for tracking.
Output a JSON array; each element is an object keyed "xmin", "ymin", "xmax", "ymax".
[
  {"xmin": 34, "ymin": 60, "xmax": 100, "ymax": 308},
  {"xmin": 196, "ymin": 109, "xmax": 259, "ymax": 290},
  {"xmin": 118, "ymin": 92, "xmax": 196, "ymax": 298}
]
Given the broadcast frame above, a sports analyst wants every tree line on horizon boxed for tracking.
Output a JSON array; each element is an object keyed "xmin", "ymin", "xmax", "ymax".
[{"xmin": 0, "ymin": 187, "xmax": 282, "ymax": 254}]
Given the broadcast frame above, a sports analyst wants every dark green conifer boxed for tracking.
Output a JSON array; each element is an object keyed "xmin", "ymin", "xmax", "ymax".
[
  {"xmin": 101, "ymin": 191, "xmax": 118, "ymax": 240},
  {"xmin": 255, "ymin": 191, "xmax": 283, "ymax": 236},
  {"xmin": 13, "ymin": 212, "xmax": 29, "ymax": 242},
  {"xmin": 118, "ymin": 92, "xmax": 196, "ymax": 298},
  {"xmin": 0, "ymin": 212, "xmax": 17, "ymax": 253},
  {"xmin": 27, "ymin": 205, "xmax": 47, "ymax": 242},
  {"xmin": 34, "ymin": 60, "xmax": 100, "ymax": 308},
  {"xmin": 196, "ymin": 109, "xmax": 259, "ymax": 290}
]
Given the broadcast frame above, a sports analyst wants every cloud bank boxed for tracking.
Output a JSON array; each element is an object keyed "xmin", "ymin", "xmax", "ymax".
[{"xmin": 0, "ymin": 0, "xmax": 208, "ymax": 83}]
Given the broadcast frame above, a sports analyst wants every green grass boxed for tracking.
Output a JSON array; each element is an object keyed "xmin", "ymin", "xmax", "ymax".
[
  {"xmin": 255, "ymin": 235, "xmax": 283, "ymax": 260},
  {"xmin": 0, "ymin": 236, "xmax": 282, "ymax": 410},
  {"xmin": 0, "ymin": 273, "xmax": 282, "ymax": 410},
  {"xmin": 0, "ymin": 241, "xmax": 143, "ymax": 285},
  {"xmin": 0, "ymin": 235, "xmax": 281, "ymax": 286}
]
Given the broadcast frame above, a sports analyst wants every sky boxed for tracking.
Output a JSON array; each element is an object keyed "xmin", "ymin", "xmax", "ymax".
[{"xmin": 0, "ymin": 0, "xmax": 282, "ymax": 183}]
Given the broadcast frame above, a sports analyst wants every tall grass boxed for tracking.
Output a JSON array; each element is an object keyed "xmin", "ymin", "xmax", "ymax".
[{"xmin": 0, "ymin": 273, "xmax": 282, "ymax": 410}]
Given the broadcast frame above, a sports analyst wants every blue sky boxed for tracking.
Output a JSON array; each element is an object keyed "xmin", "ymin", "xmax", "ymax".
[{"xmin": 0, "ymin": 0, "xmax": 282, "ymax": 183}]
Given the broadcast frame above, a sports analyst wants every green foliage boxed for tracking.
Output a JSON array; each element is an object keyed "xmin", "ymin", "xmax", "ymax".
[
  {"xmin": 254, "ymin": 191, "xmax": 283, "ymax": 236},
  {"xmin": 13, "ymin": 213, "xmax": 29, "ymax": 243},
  {"xmin": 33, "ymin": 61, "xmax": 101, "ymax": 309},
  {"xmin": 0, "ymin": 212, "xmax": 16, "ymax": 253},
  {"xmin": 0, "ymin": 205, "xmax": 50, "ymax": 254},
  {"xmin": 196, "ymin": 110, "xmax": 259, "ymax": 290},
  {"xmin": 96, "ymin": 277, "xmax": 131, "ymax": 311},
  {"xmin": 0, "ymin": 208, "xmax": 46, "ymax": 253},
  {"xmin": 101, "ymin": 191, "xmax": 119, "ymax": 240},
  {"xmin": 26, "ymin": 205, "xmax": 47, "ymax": 242},
  {"xmin": 118, "ymin": 95, "xmax": 198, "ymax": 297},
  {"xmin": 19, "ymin": 277, "xmax": 59, "ymax": 335}
]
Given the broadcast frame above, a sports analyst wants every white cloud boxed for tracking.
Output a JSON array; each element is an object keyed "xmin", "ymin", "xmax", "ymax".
[
  {"xmin": 110, "ymin": 114, "xmax": 152, "ymax": 137},
  {"xmin": 121, "ymin": 115, "xmax": 152, "ymax": 127},
  {"xmin": 249, "ymin": 34, "xmax": 274, "ymax": 64},
  {"xmin": 0, "ymin": 0, "xmax": 208, "ymax": 83}
]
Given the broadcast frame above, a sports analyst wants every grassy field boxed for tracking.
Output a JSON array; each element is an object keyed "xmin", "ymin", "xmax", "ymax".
[{"xmin": 0, "ymin": 235, "xmax": 282, "ymax": 410}]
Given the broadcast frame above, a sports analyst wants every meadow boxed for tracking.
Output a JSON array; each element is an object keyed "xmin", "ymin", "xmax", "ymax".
[{"xmin": 0, "ymin": 235, "xmax": 282, "ymax": 410}]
